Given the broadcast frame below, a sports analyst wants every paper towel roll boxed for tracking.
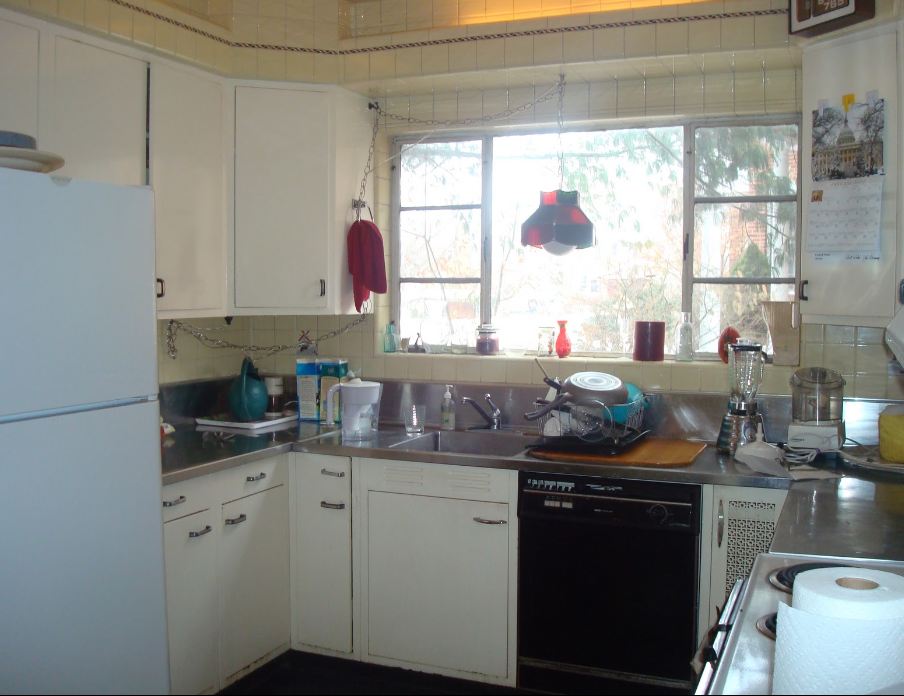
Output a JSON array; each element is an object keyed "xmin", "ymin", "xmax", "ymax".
[{"xmin": 773, "ymin": 567, "xmax": 904, "ymax": 695}]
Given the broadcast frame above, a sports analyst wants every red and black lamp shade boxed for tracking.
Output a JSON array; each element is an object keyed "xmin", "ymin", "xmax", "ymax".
[{"xmin": 520, "ymin": 189, "xmax": 595, "ymax": 255}]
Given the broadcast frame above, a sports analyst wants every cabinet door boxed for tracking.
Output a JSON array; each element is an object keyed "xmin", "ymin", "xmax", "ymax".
[
  {"xmin": 365, "ymin": 491, "xmax": 510, "ymax": 679},
  {"xmin": 707, "ymin": 486, "xmax": 787, "ymax": 627},
  {"xmin": 219, "ymin": 484, "xmax": 290, "ymax": 682},
  {"xmin": 293, "ymin": 454, "xmax": 352, "ymax": 654},
  {"xmin": 0, "ymin": 16, "xmax": 38, "ymax": 140},
  {"xmin": 42, "ymin": 37, "xmax": 146, "ymax": 185},
  {"xmin": 234, "ymin": 85, "xmax": 330, "ymax": 311},
  {"xmin": 164, "ymin": 508, "xmax": 219, "ymax": 695},
  {"xmin": 151, "ymin": 62, "xmax": 225, "ymax": 317}
]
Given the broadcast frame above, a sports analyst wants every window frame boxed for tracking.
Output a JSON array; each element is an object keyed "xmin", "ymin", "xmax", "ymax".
[{"xmin": 391, "ymin": 114, "xmax": 801, "ymax": 357}]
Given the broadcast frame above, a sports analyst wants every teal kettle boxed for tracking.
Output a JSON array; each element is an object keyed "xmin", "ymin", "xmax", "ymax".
[{"xmin": 228, "ymin": 357, "xmax": 268, "ymax": 422}]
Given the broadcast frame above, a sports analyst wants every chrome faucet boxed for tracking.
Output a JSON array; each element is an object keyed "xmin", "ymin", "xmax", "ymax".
[{"xmin": 461, "ymin": 393, "xmax": 502, "ymax": 430}]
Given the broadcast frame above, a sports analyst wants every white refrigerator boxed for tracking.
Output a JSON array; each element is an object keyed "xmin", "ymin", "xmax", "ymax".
[{"xmin": 0, "ymin": 169, "xmax": 170, "ymax": 693}]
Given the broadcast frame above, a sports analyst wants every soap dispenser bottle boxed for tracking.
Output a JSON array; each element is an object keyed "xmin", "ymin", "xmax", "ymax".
[{"xmin": 441, "ymin": 384, "xmax": 456, "ymax": 431}]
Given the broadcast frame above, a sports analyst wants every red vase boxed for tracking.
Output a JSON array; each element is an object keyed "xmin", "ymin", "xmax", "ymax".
[{"xmin": 555, "ymin": 320, "xmax": 571, "ymax": 358}]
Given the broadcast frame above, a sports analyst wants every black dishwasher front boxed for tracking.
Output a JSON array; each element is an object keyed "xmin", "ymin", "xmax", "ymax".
[{"xmin": 518, "ymin": 471, "xmax": 701, "ymax": 694}]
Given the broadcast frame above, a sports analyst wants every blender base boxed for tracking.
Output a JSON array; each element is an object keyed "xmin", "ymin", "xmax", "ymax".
[
  {"xmin": 787, "ymin": 422, "xmax": 845, "ymax": 450},
  {"xmin": 717, "ymin": 413, "xmax": 760, "ymax": 455}
]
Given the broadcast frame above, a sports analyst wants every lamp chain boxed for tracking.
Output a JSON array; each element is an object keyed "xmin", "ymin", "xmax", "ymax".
[
  {"xmin": 370, "ymin": 75, "xmax": 566, "ymax": 129},
  {"xmin": 165, "ymin": 314, "xmax": 370, "ymax": 360},
  {"xmin": 354, "ymin": 105, "xmax": 381, "ymax": 221}
]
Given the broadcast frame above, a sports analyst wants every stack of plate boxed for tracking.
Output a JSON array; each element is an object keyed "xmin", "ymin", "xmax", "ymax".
[{"xmin": 0, "ymin": 130, "xmax": 64, "ymax": 173}]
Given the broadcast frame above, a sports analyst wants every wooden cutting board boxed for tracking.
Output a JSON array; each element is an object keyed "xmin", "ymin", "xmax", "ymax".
[{"xmin": 527, "ymin": 438, "xmax": 706, "ymax": 468}]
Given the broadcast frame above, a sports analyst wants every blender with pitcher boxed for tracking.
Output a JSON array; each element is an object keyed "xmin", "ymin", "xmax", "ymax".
[{"xmin": 717, "ymin": 340, "xmax": 766, "ymax": 455}]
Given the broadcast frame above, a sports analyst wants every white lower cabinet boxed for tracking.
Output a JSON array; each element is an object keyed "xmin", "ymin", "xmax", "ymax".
[
  {"xmin": 219, "ymin": 483, "xmax": 290, "ymax": 682},
  {"xmin": 291, "ymin": 453, "xmax": 353, "ymax": 655},
  {"xmin": 161, "ymin": 454, "xmax": 290, "ymax": 694},
  {"xmin": 355, "ymin": 458, "xmax": 518, "ymax": 686},
  {"xmin": 702, "ymin": 484, "xmax": 788, "ymax": 630},
  {"xmin": 163, "ymin": 508, "xmax": 219, "ymax": 695}
]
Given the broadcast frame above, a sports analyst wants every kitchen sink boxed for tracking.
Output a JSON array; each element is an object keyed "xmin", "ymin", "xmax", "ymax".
[{"xmin": 389, "ymin": 429, "xmax": 536, "ymax": 457}]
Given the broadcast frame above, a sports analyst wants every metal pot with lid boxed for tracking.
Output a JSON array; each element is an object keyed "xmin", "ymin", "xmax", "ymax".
[{"xmin": 525, "ymin": 363, "xmax": 629, "ymax": 421}]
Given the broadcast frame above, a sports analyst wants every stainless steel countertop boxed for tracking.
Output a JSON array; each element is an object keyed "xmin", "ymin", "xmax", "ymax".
[
  {"xmin": 162, "ymin": 424, "xmax": 790, "ymax": 489},
  {"xmin": 771, "ymin": 470, "xmax": 904, "ymax": 560},
  {"xmin": 293, "ymin": 429, "xmax": 790, "ymax": 488},
  {"xmin": 161, "ymin": 422, "xmax": 331, "ymax": 485}
]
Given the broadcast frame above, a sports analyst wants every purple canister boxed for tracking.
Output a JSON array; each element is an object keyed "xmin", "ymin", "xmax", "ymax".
[{"xmin": 633, "ymin": 321, "xmax": 665, "ymax": 361}]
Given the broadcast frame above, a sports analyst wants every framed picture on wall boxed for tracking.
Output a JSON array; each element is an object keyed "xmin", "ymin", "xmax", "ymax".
[{"xmin": 790, "ymin": 0, "xmax": 875, "ymax": 37}]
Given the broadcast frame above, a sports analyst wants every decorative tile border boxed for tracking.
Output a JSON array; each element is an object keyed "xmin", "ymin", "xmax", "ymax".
[{"xmin": 111, "ymin": 0, "xmax": 786, "ymax": 56}]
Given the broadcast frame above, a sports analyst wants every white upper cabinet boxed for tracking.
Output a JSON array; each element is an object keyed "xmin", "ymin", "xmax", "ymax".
[
  {"xmin": 150, "ymin": 62, "xmax": 226, "ymax": 317},
  {"xmin": 40, "ymin": 37, "xmax": 146, "ymax": 186},
  {"xmin": 233, "ymin": 84, "xmax": 371, "ymax": 315},
  {"xmin": 0, "ymin": 16, "xmax": 39, "ymax": 141},
  {"xmin": 800, "ymin": 28, "xmax": 899, "ymax": 326}
]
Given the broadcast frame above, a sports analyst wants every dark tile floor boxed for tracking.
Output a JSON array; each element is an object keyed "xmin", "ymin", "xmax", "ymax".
[{"xmin": 220, "ymin": 650, "xmax": 524, "ymax": 695}]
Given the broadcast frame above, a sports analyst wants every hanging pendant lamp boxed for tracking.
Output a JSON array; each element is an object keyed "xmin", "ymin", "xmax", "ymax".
[
  {"xmin": 520, "ymin": 75, "xmax": 595, "ymax": 255},
  {"xmin": 521, "ymin": 189, "xmax": 595, "ymax": 255}
]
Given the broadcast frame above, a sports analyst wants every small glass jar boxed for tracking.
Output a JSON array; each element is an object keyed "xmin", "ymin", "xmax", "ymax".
[{"xmin": 476, "ymin": 324, "xmax": 500, "ymax": 355}]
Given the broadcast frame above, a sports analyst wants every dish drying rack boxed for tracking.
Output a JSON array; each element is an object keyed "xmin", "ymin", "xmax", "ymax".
[{"xmin": 532, "ymin": 397, "xmax": 648, "ymax": 453}]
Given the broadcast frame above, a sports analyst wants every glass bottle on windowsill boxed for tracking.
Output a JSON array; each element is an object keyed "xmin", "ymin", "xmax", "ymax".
[{"xmin": 676, "ymin": 312, "xmax": 694, "ymax": 361}]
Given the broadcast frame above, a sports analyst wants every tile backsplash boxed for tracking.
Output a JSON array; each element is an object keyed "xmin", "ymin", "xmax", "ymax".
[{"xmin": 158, "ymin": 316, "xmax": 902, "ymax": 401}]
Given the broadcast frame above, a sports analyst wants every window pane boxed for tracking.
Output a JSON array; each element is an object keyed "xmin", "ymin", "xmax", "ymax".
[
  {"xmin": 399, "ymin": 282, "xmax": 479, "ymax": 348},
  {"xmin": 694, "ymin": 202, "xmax": 796, "ymax": 279},
  {"xmin": 492, "ymin": 128, "xmax": 684, "ymax": 352},
  {"xmin": 693, "ymin": 283, "xmax": 795, "ymax": 353},
  {"xmin": 399, "ymin": 209, "xmax": 481, "ymax": 278},
  {"xmin": 399, "ymin": 140, "xmax": 482, "ymax": 207},
  {"xmin": 695, "ymin": 125, "xmax": 798, "ymax": 197}
]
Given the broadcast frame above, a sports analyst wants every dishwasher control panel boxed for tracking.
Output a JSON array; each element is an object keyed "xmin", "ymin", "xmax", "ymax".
[{"xmin": 519, "ymin": 471, "xmax": 700, "ymax": 532}]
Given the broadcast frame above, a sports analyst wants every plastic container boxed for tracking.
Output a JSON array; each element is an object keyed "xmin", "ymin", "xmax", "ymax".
[
  {"xmin": 879, "ymin": 405, "xmax": 904, "ymax": 463},
  {"xmin": 318, "ymin": 358, "xmax": 349, "ymax": 424},
  {"xmin": 790, "ymin": 367, "xmax": 845, "ymax": 424},
  {"xmin": 296, "ymin": 358, "xmax": 319, "ymax": 421},
  {"xmin": 476, "ymin": 324, "xmax": 500, "ymax": 355}
]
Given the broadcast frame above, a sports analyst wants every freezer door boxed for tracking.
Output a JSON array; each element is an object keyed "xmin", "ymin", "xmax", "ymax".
[
  {"xmin": 0, "ymin": 400, "xmax": 170, "ymax": 694},
  {"xmin": 0, "ymin": 169, "xmax": 158, "ymax": 420}
]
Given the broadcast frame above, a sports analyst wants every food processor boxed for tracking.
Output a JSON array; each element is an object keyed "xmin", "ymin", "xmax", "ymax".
[
  {"xmin": 787, "ymin": 367, "xmax": 846, "ymax": 450},
  {"xmin": 716, "ymin": 340, "xmax": 766, "ymax": 455}
]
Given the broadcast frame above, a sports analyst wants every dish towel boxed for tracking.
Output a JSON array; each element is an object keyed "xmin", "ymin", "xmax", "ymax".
[{"xmin": 347, "ymin": 219, "xmax": 388, "ymax": 312}]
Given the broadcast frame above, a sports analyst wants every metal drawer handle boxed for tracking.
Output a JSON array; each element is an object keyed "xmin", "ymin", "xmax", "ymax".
[
  {"xmin": 320, "ymin": 468, "xmax": 346, "ymax": 478},
  {"xmin": 246, "ymin": 472, "xmax": 267, "ymax": 482},
  {"xmin": 320, "ymin": 501, "xmax": 346, "ymax": 510},
  {"xmin": 162, "ymin": 495, "xmax": 186, "ymax": 508},
  {"xmin": 189, "ymin": 525, "xmax": 212, "ymax": 538},
  {"xmin": 225, "ymin": 513, "xmax": 247, "ymax": 526},
  {"xmin": 717, "ymin": 499, "xmax": 725, "ymax": 548},
  {"xmin": 473, "ymin": 517, "xmax": 507, "ymax": 525}
]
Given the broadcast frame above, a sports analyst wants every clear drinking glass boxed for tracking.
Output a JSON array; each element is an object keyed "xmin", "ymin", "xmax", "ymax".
[{"xmin": 405, "ymin": 403, "xmax": 426, "ymax": 434}]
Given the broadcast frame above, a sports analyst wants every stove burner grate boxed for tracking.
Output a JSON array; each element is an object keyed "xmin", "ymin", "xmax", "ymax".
[
  {"xmin": 755, "ymin": 612, "xmax": 777, "ymax": 640},
  {"xmin": 767, "ymin": 562, "xmax": 851, "ymax": 594}
]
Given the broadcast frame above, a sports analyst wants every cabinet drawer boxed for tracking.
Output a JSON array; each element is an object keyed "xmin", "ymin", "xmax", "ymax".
[
  {"xmin": 356, "ymin": 457, "xmax": 514, "ymax": 503},
  {"xmin": 162, "ymin": 474, "xmax": 218, "ymax": 522},
  {"xmin": 220, "ymin": 454, "xmax": 287, "ymax": 503},
  {"xmin": 294, "ymin": 453, "xmax": 350, "ymax": 502}
]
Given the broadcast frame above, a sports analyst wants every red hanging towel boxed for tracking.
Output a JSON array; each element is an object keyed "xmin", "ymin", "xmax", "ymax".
[{"xmin": 347, "ymin": 219, "xmax": 387, "ymax": 312}]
